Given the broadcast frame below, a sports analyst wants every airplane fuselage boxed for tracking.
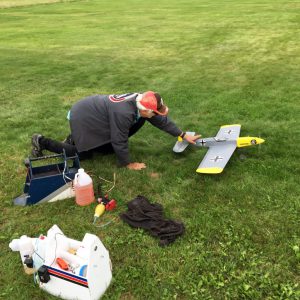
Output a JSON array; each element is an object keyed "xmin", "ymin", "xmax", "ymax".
[{"xmin": 195, "ymin": 137, "xmax": 264, "ymax": 148}]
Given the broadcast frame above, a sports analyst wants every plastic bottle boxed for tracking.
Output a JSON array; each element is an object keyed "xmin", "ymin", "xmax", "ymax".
[
  {"xmin": 19, "ymin": 235, "xmax": 34, "ymax": 261},
  {"xmin": 32, "ymin": 235, "xmax": 46, "ymax": 270},
  {"xmin": 9, "ymin": 235, "xmax": 36, "ymax": 274},
  {"xmin": 93, "ymin": 203, "xmax": 106, "ymax": 223},
  {"xmin": 74, "ymin": 168, "xmax": 95, "ymax": 206}
]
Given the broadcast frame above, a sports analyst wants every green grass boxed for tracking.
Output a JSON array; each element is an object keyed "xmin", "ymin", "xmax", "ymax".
[
  {"xmin": 0, "ymin": 0, "xmax": 299, "ymax": 299},
  {"xmin": 0, "ymin": 0, "xmax": 70, "ymax": 8}
]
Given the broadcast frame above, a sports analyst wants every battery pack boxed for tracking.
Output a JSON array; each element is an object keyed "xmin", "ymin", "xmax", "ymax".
[{"xmin": 38, "ymin": 265, "xmax": 50, "ymax": 283}]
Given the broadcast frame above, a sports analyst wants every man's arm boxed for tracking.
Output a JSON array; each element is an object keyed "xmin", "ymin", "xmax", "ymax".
[
  {"xmin": 148, "ymin": 115, "xmax": 201, "ymax": 143},
  {"xmin": 147, "ymin": 115, "xmax": 182, "ymax": 137},
  {"xmin": 109, "ymin": 112, "xmax": 146, "ymax": 169}
]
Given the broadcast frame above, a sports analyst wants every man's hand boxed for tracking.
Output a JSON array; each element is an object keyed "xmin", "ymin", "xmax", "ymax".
[
  {"xmin": 184, "ymin": 134, "xmax": 201, "ymax": 144},
  {"xmin": 126, "ymin": 162, "xmax": 146, "ymax": 170}
]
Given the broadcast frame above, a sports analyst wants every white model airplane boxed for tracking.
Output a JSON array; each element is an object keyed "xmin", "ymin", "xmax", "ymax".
[{"xmin": 173, "ymin": 124, "xmax": 265, "ymax": 174}]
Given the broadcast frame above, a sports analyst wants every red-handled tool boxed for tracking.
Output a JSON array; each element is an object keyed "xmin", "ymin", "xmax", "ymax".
[
  {"xmin": 56, "ymin": 258, "xmax": 69, "ymax": 270},
  {"xmin": 97, "ymin": 189, "xmax": 117, "ymax": 211},
  {"xmin": 105, "ymin": 199, "xmax": 116, "ymax": 211}
]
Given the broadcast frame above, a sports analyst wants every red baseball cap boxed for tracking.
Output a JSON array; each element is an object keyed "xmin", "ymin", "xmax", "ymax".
[{"xmin": 136, "ymin": 91, "xmax": 168, "ymax": 116}]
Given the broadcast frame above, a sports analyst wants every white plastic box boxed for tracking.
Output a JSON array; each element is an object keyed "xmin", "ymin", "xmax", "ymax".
[{"xmin": 10, "ymin": 225, "xmax": 112, "ymax": 300}]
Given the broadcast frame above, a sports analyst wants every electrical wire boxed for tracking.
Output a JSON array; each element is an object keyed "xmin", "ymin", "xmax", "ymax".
[
  {"xmin": 93, "ymin": 217, "xmax": 118, "ymax": 228},
  {"xmin": 49, "ymin": 233, "xmax": 64, "ymax": 267},
  {"xmin": 93, "ymin": 173, "xmax": 117, "ymax": 228},
  {"xmin": 98, "ymin": 172, "xmax": 116, "ymax": 193},
  {"xmin": 62, "ymin": 159, "xmax": 72, "ymax": 184},
  {"xmin": 106, "ymin": 173, "xmax": 116, "ymax": 193}
]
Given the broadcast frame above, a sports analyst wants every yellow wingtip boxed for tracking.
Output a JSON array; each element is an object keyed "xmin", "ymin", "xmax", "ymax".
[
  {"xmin": 196, "ymin": 167, "xmax": 223, "ymax": 174},
  {"xmin": 221, "ymin": 124, "xmax": 241, "ymax": 128}
]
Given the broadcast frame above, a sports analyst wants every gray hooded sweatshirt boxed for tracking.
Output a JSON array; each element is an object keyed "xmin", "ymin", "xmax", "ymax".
[{"xmin": 70, "ymin": 93, "xmax": 182, "ymax": 166}]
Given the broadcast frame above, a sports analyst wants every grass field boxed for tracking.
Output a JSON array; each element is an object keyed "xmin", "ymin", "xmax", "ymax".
[
  {"xmin": 0, "ymin": 0, "xmax": 299, "ymax": 299},
  {"xmin": 0, "ymin": 0, "xmax": 67, "ymax": 8}
]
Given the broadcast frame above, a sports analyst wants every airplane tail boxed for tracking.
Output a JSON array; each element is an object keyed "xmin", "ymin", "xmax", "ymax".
[{"xmin": 173, "ymin": 132, "xmax": 195, "ymax": 153}]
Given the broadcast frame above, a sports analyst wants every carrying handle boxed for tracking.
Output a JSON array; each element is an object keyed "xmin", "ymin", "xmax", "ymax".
[
  {"xmin": 73, "ymin": 173, "xmax": 80, "ymax": 186},
  {"xmin": 29, "ymin": 149, "xmax": 78, "ymax": 162},
  {"xmin": 29, "ymin": 153, "xmax": 64, "ymax": 162}
]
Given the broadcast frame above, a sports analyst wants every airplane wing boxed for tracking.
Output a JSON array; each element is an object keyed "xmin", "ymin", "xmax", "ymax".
[
  {"xmin": 196, "ymin": 143, "xmax": 236, "ymax": 174},
  {"xmin": 173, "ymin": 132, "xmax": 195, "ymax": 153},
  {"xmin": 215, "ymin": 124, "xmax": 241, "ymax": 140}
]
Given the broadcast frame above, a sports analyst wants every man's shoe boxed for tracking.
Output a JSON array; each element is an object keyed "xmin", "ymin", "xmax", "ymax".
[
  {"xmin": 31, "ymin": 134, "xmax": 44, "ymax": 157},
  {"xmin": 31, "ymin": 147, "xmax": 44, "ymax": 157}
]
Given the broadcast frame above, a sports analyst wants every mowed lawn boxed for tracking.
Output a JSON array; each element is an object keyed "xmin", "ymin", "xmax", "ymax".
[{"xmin": 0, "ymin": 0, "xmax": 299, "ymax": 299}]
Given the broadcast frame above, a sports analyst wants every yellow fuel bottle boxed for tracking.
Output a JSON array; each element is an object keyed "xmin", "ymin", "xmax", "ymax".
[{"xmin": 93, "ymin": 203, "xmax": 106, "ymax": 224}]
